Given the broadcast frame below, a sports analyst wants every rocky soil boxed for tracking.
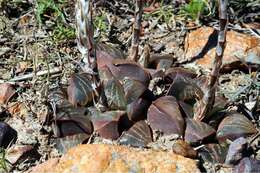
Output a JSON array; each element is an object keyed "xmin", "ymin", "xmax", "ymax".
[{"xmin": 0, "ymin": 0, "xmax": 259, "ymax": 173}]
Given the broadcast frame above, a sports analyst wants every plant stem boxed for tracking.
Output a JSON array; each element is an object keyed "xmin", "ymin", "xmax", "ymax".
[
  {"xmin": 129, "ymin": 0, "xmax": 143, "ymax": 62},
  {"xmin": 194, "ymin": 0, "xmax": 228, "ymax": 121},
  {"xmin": 76, "ymin": 0, "xmax": 97, "ymax": 75}
]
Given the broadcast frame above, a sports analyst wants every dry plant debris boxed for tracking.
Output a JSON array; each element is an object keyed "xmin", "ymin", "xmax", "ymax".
[{"xmin": 0, "ymin": 0, "xmax": 259, "ymax": 172}]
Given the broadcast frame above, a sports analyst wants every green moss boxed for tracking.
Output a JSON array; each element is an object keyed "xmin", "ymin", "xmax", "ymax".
[
  {"xmin": 35, "ymin": 0, "xmax": 65, "ymax": 25},
  {"xmin": 52, "ymin": 24, "xmax": 75, "ymax": 41},
  {"xmin": 179, "ymin": 0, "xmax": 211, "ymax": 23},
  {"xmin": 143, "ymin": 0, "xmax": 174, "ymax": 26}
]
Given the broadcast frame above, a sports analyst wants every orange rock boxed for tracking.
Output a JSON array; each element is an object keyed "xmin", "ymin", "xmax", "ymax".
[
  {"xmin": 28, "ymin": 144, "xmax": 200, "ymax": 173},
  {"xmin": 29, "ymin": 158, "xmax": 59, "ymax": 173},
  {"xmin": 185, "ymin": 27, "xmax": 260, "ymax": 70}
]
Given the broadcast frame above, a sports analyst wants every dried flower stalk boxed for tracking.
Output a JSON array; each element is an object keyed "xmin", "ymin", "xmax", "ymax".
[
  {"xmin": 129, "ymin": 0, "xmax": 144, "ymax": 62},
  {"xmin": 76, "ymin": 0, "xmax": 97, "ymax": 75},
  {"xmin": 194, "ymin": 0, "xmax": 228, "ymax": 121}
]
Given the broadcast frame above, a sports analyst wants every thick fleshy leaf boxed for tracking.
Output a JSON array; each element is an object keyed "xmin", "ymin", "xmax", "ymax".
[
  {"xmin": 225, "ymin": 137, "xmax": 248, "ymax": 165},
  {"xmin": 205, "ymin": 96, "xmax": 229, "ymax": 128},
  {"xmin": 96, "ymin": 43, "xmax": 126, "ymax": 69},
  {"xmin": 118, "ymin": 121, "xmax": 152, "ymax": 147},
  {"xmin": 0, "ymin": 122, "xmax": 17, "ymax": 148},
  {"xmin": 184, "ymin": 118, "xmax": 216, "ymax": 144},
  {"xmin": 67, "ymin": 73, "xmax": 94, "ymax": 106},
  {"xmin": 165, "ymin": 67, "xmax": 197, "ymax": 83},
  {"xmin": 123, "ymin": 78, "xmax": 147, "ymax": 104},
  {"xmin": 207, "ymin": 111, "xmax": 227, "ymax": 130},
  {"xmin": 198, "ymin": 143, "xmax": 229, "ymax": 164},
  {"xmin": 234, "ymin": 158, "xmax": 260, "ymax": 173},
  {"xmin": 172, "ymin": 140, "xmax": 197, "ymax": 159},
  {"xmin": 149, "ymin": 54, "xmax": 175, "ymax": 69},
  {"xmin": 48, "ymin": 88, "xmax": 68, "ymax": 107},
  {"xmin": 167, "ymin": 75, "xmax": 203, "ymax": 103},
  {"xmin": 54, "ymin": 133, "xmax": 90, "ymax": 154},
  {"xmin": 210, "ymin": 96, "xmax": 228, "ymax": 115},
  {"xmin": 217, "ymin": 112, "xmax": 257, "ymax": 142},
  {"xmin": 127, "ymin": 98, "xmax": 151, "ymax": 122},
  {"xmin": 146, "ymin": 68, "xmax": 165, "ymax": 79},
  {"xmin": 99, "ymin": 65, "xmax": 114, "ymax": 83},
  {"xmin": 147, "ymin": 96, "xmax": 185, "ymax": 136},
  {"xmin": 112, "ymin": 59, "xmax": 151, "ymax": 86},
  {"xmin": 104, "ymin": 78, "xmax": 127, "ymax": 110},
  {"xmin": 90, "ymin": 110, "xmax": 127, "ymax": 140},
  {"xmin": 53, "ymin": 112, "xmax": 93, "ymax": 138},
  {"xmin": 51, "ymin": 98, "xmax": 93, "ymax": 138},
  {"xmin": 178, "ymin": 101, "xmax": 194, "ymax": 118}
]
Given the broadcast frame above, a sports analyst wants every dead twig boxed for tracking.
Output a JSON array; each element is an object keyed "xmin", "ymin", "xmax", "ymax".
[
  {"xmin": 9, "ymin": 67, "xmax": 62, "ymax": 82},
  {"xmin": 129, "ymin": 0, "xmax": 143, "ymax": 62},
  {"xmin": 194, "ymin": 0, "xmax": 228, "ymax": 121}
]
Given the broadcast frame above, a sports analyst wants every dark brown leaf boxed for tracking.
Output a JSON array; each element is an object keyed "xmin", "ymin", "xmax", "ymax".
[
  {"xmin": 0, "ymin": 122, "xmax": 17, "ymax": 148},
  {"xmin": 167, "ymin": 75, "xmax": 203, "ymax": 103},
  {"xmin": 178, "ymin": 101, "xmax": 194, "ymax": 118},
  {"xmin": 96, "ymin": 43, "xmax": 126, "ymax": 70},
  {"xmin": 104, "ymin": 78, "xmax": 126, "ymax": 110},
  {"xmin": 172, "ymin": 140, "xmax": 197, "ymax": 159},
  {"xmin": 0, "ymin": 83, "xmax": 16, "ymax": 105},
  {"xmin": 118, "ymin": 120, "xmax": 152, "ymax": 147},
  {"xmin": 147, "ymin": 69, "xmax": 165, "ymax": 79},
  {"xmin": 225, "ymin": 137, "xmax": 248, "ymax": 165},
  {"xmin": 149, "ymin": 54, "xmax": 175, "ymax": 69},
  {"xmin": 147, "ymin": 96, "xmax": 185, "ymax": 136},
  {"xmin": 210, "ymin": 96, "xmax": 228, "ymax": 115},
  {"xmin": 203, "ymin": 96, "xmax": 228, "ymax": 127},
  {"xmin": 165, "ymin": 67, "xmax": 197, "ymax": 83},
  {"xmin": 112, "ymin": 59, "xmax": 151, "ymax": 86},
  {"xmin": 123, "ymin": 78, "xmax": 147, "ymax": 104},
  {"xmin": 91, "ymin": 110, "xmax": 127, "ymax": 140},
  {"xmin": 48, "ymin": 88, "xmax": 68, "ymax": 107},
  {"xmin": 99, "ymin": 65, "xmax": 114, "ymax": 83},
  {"xmin": 53, "ymin": 113, "xmax": 93, "ymax": 138},
  {"xmin": 67, "ymin": 73, "xmax": 94, "ymax": 106},
  {"xmin": 127, "ymin": 98, "xmax": 150, "ymax": 121},
  {"xmin": 52, "ymin": 100, "xmax": 92, "ymax": 138},
  {"xmin": 184, "ymin": 118, "xmax": 216, "ymax": 144},
  {"xmin": 217, "ymin": 112, "xmax": 257, "ymax": 142},
  {"xmin": 198, "ymin": 143, "xmax": 229, "ymax": 164}
]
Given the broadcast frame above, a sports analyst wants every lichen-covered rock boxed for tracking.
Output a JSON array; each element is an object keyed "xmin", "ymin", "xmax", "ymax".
[
  {"xmin": 29, "ymin": 144, "xmax": 200, "ymax": 173},
  {"xmin": 185, "ymin": 27, "xmax": 260, "ymax": 70}
]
